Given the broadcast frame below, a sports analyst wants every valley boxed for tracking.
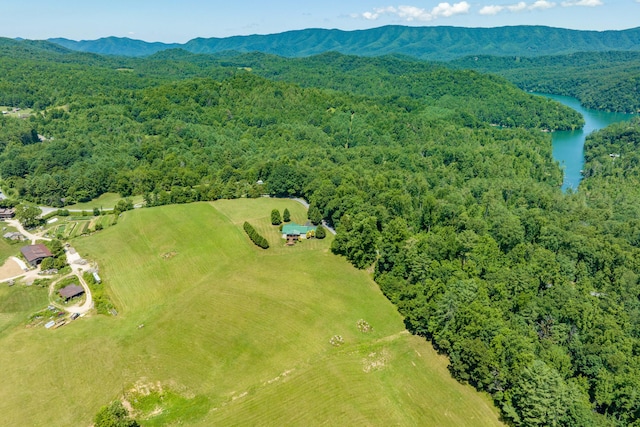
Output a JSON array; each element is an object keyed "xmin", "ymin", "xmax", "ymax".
[{"xmin": 1, "ymin": 23, "xmax": 640, "ymax": 427}]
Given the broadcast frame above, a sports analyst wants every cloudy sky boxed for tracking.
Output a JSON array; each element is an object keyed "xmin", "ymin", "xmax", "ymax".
[{"xmin": 0, "ymin": 0, "xmax": 637, "ymax": 42}]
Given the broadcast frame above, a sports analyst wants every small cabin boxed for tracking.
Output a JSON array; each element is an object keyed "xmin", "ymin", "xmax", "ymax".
[
  {"xmin": 0, "ymin": 208, "xmax": 15, "ymax": 219},
  {"xmin": 282, "ymin": 222, "xmax": 317, "ymax": 244},
  {"xmin": 59, "ymin": 284, "xmax": 84, "ymax": 301}
]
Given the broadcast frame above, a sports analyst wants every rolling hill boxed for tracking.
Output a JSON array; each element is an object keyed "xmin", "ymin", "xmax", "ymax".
[
  {"xmin": 0, "ymin": 199, "xmax": 503, "ymax": 426},
  {"xmin": 48, "ymin": 25, "xmax": 640, "ymax": 60}
]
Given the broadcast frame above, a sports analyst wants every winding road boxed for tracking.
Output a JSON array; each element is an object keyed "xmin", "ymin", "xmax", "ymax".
[{"xmin": 291, "ymin": 197, "xmax": 337, "ymax": 235}]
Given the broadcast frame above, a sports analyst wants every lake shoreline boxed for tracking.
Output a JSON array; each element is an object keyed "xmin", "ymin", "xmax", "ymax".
[{"xmin": 533, "ymin": 93, "xmax": 634, "ymax": 192}]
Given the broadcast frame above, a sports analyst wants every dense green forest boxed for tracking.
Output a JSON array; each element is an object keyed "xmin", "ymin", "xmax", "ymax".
[
  {"xmin": 450, "ymin": 51, "xmax": 640, "ymax": 113},
  {"xmin": 2, "ymin": 39, "xmax": 640, "ymax": 426},
  {"xmin": 49, "ymin": 25, "xmax": 640, "ymax": 60}
]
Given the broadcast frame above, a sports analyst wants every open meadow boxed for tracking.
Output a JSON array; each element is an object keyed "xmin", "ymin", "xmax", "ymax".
[{"xmin": 0, "ymin": 199, "xmax": 503, "ymax": 426}]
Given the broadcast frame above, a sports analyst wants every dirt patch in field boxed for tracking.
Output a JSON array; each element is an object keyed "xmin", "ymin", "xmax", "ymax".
[
  {"xmin": 362, "ymin": 349, "xmax": 391, "ymax": 373},
  {"xmin": 161, "ymin": 251, "xmax": 177, "ymax": 260},
  {"xmin": 0, "ymin": 258, "xmax": 24, "ymax": 280}
]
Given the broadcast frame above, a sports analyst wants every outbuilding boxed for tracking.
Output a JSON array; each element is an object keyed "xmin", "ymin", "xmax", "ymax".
[
  {"xmin": 20, "ymin": 244, "xmax": 53, "ymax": 267},
  {"xmin": 0, "ymin": 208, "xmax": 15, "ymax": 219},
  {"xmin": 59, "ymin": 284, "xmax": 84, "ymax": 301}
]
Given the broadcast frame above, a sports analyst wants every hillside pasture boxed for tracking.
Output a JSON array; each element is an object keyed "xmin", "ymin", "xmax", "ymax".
[{"xmin": 0, "ymin": 200, "xmax": 502, "ymax": 426}]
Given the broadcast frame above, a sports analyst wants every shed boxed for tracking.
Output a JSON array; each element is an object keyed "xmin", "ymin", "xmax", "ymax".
[
  {"xmin": 0, "ymin": 208, "xmax": 15, "ymax": 219},
  {"xmin": 20, "ymin": 244, "xmax": 53, "ymax": 267},
  {"xmin": 59, "ymin": 284, "xmax": 84, "ymax": 301},
  {"xmin": 3, "ymin": 232, "xmax": 25, "ymax": 241}
]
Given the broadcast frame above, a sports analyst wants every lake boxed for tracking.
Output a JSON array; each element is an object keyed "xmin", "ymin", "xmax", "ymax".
[{"xmin": 536, "ymin": 93, "xmax": 634, "ymax": 191}]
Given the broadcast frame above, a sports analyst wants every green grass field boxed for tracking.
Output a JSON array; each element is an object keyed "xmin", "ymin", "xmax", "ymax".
[{"xmin": 0, "ymin": 199, "xmax": 503, "ymax": 426}]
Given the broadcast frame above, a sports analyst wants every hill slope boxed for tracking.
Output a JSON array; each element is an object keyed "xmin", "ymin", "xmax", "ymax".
[
  {"xmin": 48, "ymin": 25, "xmax": 640, "ymax": 60},
  {"xmin": 0, "ymin": 200, "xmax": 503, "ymax": 426}
]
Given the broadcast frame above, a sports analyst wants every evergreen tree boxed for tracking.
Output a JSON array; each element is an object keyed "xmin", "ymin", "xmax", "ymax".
[
  {"xmin": 315, "ymin": 225, "xmax": 326, "ymax": 239},
  {"xmin": 308, "ymin": 204, "xmax": 322, "ymax": 225},
  {"xmin": 271, "ymin": 209, "xmax": 282, "ymax": 225},
  {"xmin": 283, "ymin": 208, "xmax": 291, "ymax": 222}
]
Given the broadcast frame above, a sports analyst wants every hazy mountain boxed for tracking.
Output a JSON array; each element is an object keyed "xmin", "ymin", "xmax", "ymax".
[
  {"xmin": 47, "ymin": 25, "xmax": 640, "ymax": 60},
  {"xmin": 49, "ymin": 36, "xmax": 180, "ymax": 57}
]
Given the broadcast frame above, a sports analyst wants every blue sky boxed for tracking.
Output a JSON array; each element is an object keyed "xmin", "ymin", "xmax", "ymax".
[{"xmin": 1, "ymin": 0, "xmax": 638, "ymax": 42}]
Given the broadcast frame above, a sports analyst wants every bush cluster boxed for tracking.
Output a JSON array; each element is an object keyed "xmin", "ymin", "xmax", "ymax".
[{"xmin": 243, "ymin": 221, "xmax": 269, "ymax": 249}]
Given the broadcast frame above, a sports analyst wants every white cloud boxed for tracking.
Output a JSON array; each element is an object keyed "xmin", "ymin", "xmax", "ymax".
[
  {"xmin": 530, "ymin": 0, "xmax": 557, "ymax": 9},
  {"xmin": 397, "ymin": 6, "xmax": 432, "ymax": 21},
  {"xmin": 508, "ymin": 2, "xmax": 528, "ymax": 11},
  {"xmin": 479, "ymin": 5, "xmax": 505, "ymax": 15},
  {"xmin": 360, "ymin": 2, "xmax": 470, "ymax": 21},
  {"xmin": 432, "ymin": 2, "xmax": 471, "ymax": 17},
  {"xmin": 362, "ymin": 6, "xmax": 397, "ymax": 20},
  {"xmin": 479, "ymin": 1, "xmax": 546, "ymax": 15},
  {"xmin": 561, "ymin": 0, "xmax": 602, "ymax": 6}
]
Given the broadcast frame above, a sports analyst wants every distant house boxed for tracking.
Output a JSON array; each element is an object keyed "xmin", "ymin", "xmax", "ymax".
[
  {"xmin": 3, "ymin": 231, "xmax": 25, "ymax": 241},
  {"xmin": 20, "ymin": 244, "xmax": 53, "ymax": 267},
  {"xmin": 0, "ymin": 207, "xmax": 15, "ymax": 219},
  {"xmin": 282, "ymin": 222, "xmax": 317, "ymax": 245},
  {"xmin": 59, "ymin": 284, "xmax": 84, "ymax": 301}
]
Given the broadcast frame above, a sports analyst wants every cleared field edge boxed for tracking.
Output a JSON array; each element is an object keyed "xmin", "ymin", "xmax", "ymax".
[{"xmin": 0, "ymin": 200, "xmax": 504, "ymax": 426}]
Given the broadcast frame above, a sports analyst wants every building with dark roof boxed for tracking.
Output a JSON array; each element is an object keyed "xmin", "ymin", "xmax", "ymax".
[
  {"xmin": 0, "ymin": 208, "xmax": 15, "ymax": 219},
  {"xmin": 59, "ymin": 284, "xmax": 84, "ymax": 301},
  {"xmin": 20, "ymin": 244, "xmax": 53, "ymax": 267}
]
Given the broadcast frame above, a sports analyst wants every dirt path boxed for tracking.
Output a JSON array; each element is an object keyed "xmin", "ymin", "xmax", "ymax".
[
  {"xmin": 5, "ymin": 219, "xmax": 51, "ymax": 244},
  {"xmin": 49, "ymin": 271, "xmax": 93, "ymax": 314}
]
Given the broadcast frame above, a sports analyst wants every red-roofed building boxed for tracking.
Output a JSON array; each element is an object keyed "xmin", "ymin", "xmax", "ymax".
[
  {"xmin": 59, "ymin": 284, "xmax": 84, "ymax": 301},
  {"xmin": 20, "ymin": 244, "xmax": 53, "ymax": 267}
]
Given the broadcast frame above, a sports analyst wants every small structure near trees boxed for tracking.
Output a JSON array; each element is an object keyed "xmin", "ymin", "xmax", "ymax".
[
  {"xmin": 0, "ymin": 207, "xmax": 15, "ymax": 219},
  {"xmin": 20, "ymin": 244, "xmax": 53, "ymax": 267},
  {"xmin": 3, "ymin": 231, "xmax": 25, "ymax": 241},
  {"xmin": 59, "ymin": 284, "xmax": 84, "ymax": 301},
  {"xmin": 282, "ymin": 222, "xmax": 317, "ymax": 245}
]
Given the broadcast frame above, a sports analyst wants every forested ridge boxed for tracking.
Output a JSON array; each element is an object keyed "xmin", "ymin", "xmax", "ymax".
[
  {"xmin": 1, "ymin": 39, "xmax": 640, "ymax": 426},
  {"xmin": 450, "ymin": 51, "xmax": 640, "ymax": 113},
  {"xmin": 48, "ymin": 25, "xmax": 640, "ymax": 60}
]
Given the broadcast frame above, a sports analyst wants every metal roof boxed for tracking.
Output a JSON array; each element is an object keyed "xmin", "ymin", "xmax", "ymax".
[{"xmin": 20, "ymin": 244, "xmax": 53, "ymax": 263}]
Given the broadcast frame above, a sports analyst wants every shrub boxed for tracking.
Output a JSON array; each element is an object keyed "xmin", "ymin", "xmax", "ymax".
[
  {"xmin": 271, "ymin": 209, "xmax": 282, "ymax": 225},
  {"xmin": 308, "ymin": 204, "xmax": 322, "ymax": 225},
  {"xmin": 243, "ymin": 221, "xmax": 269, "ymax": 249},
  {"xmin": 316, "ymin": 225, "xmax": 326, "ymax": 239}
]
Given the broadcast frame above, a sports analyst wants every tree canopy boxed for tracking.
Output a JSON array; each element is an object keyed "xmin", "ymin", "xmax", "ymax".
[{"xmin": 1, "ymin": 44, "xmax": 638, "ymax": 425}]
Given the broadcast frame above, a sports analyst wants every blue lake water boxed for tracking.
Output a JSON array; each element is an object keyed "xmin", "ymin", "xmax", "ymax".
[{"xmin": 535, "ymin": 93, "xmax": 634, "ymax": 191}]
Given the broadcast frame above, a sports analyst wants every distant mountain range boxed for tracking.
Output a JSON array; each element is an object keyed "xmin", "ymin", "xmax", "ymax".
[{"xmin": 47, "ymin": 25, "xmax": 640, "ymax": 61}]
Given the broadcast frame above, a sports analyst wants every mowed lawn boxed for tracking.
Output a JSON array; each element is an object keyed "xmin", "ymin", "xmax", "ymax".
[{"xmin": 0, "ymin": 199, "xmax": 503, "ymax": 426}]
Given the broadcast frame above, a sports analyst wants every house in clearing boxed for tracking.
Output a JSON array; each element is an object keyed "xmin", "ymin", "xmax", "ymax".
[
  {"xmin": 282, "ymin": 222, "xmax": 317, "ymax": 245},
  {"xmin": 20, "ymin": 244, "xmax": 53, "ymax": 267},
  {"xmin": 3, "ymin": 231, "xmax": 25, "ymax": 241},
  {"xmin": 0, "ymin": 207, "xmax": 15, "ymax": 219},
  {"xmin": 59, "ymin": 284, "xmax": 84, "ymax": 301}
]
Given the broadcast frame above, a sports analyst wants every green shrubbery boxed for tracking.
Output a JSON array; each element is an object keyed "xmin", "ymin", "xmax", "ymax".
[
  {"xmin": 270, "ymin": 209, "xmax": 282, "ymax": 225},
  {"xmin": 243, "ymin": 221, "xmax": 269, "ymax": 249}
]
